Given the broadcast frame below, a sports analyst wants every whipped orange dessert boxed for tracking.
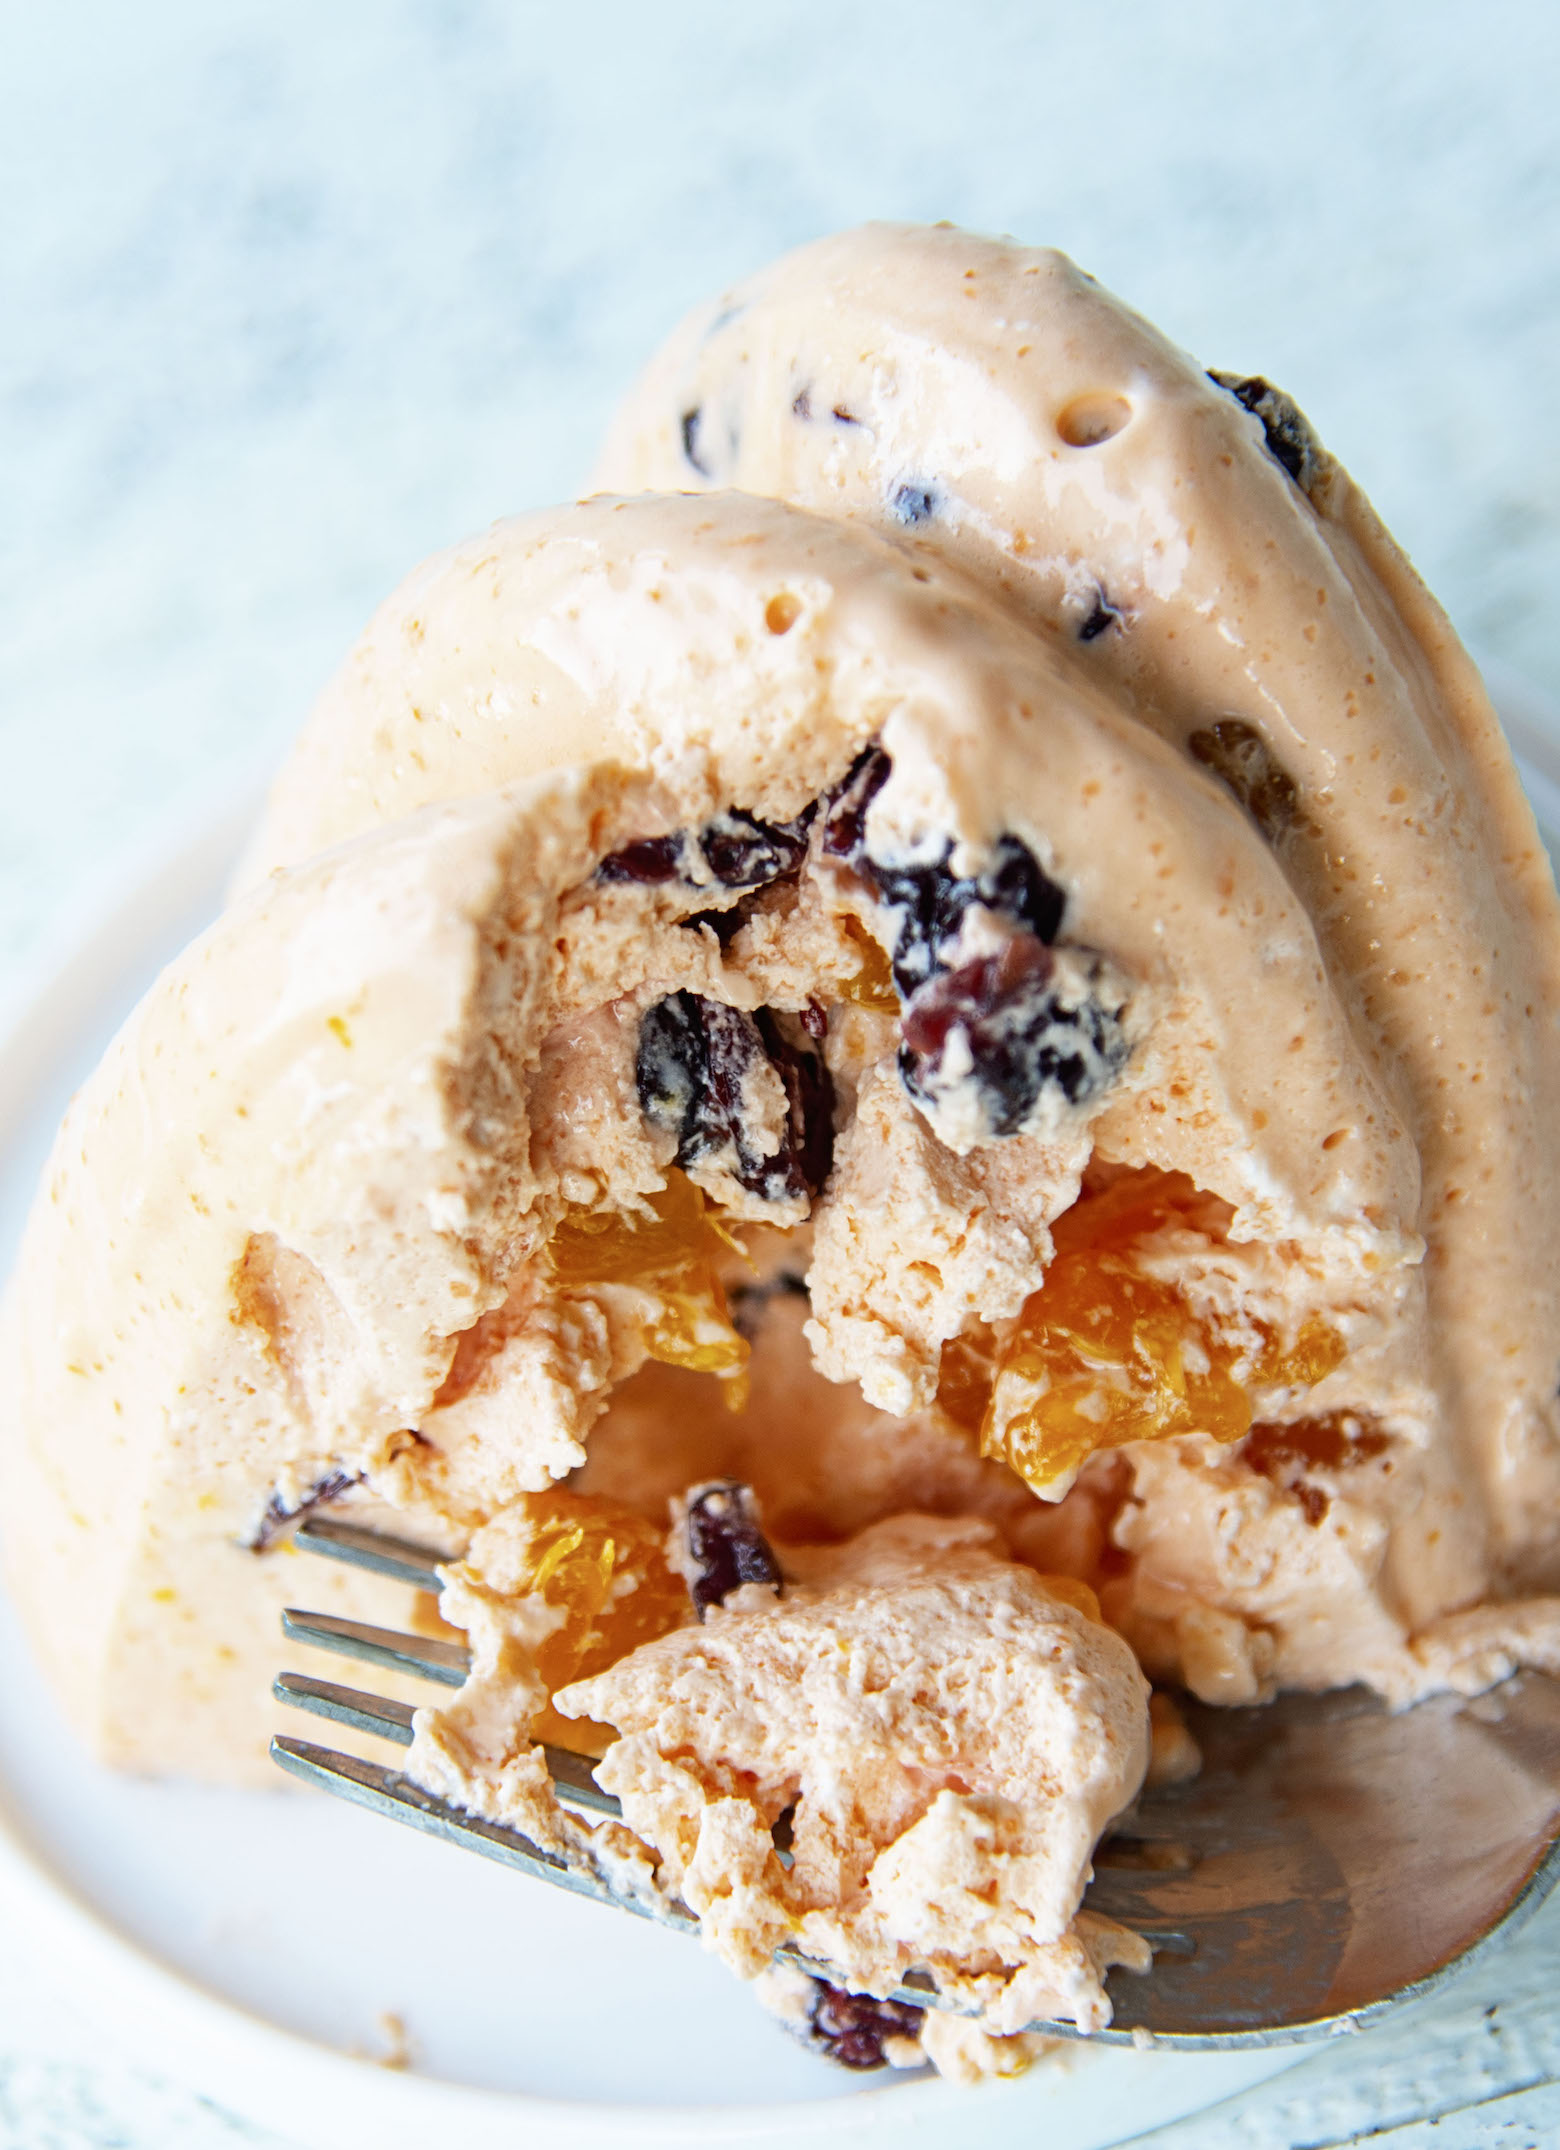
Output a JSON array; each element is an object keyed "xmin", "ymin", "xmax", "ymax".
[{"xmin": 3, "ymin": 223, "xmax": 1558, "ymax": 2080}]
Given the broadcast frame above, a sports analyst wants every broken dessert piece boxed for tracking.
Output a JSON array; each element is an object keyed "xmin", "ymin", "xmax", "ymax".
[
  {"xmin": 558, "ymin": 1510, "xmax": 1153, "ymax": 2043},
  {"xmin": 407, "ymin": 1490, "xmax": 1152, "ymax": 2072},
  {"xmin": 2, "ymin": 224, "xmax": 1558, "ymax": 2083}
]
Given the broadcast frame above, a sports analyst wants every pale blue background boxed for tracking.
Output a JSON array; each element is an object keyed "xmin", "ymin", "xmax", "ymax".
[{"xmin": 3, "ymin": 2, "xmax": 1560, "ymax": 2142}]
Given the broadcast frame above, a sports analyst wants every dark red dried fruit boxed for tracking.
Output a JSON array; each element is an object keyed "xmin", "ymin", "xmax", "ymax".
[
  {"xmin": 683, "ymin": 903, "xmax": 750, "ymax": 948},
  {"xmin": 684, "ymin": 1480, "xmax": 782, "ymax": 1617},
  {"xmin": 889, "ymin": 482, "xmax": 938, "ymax": 525},
  {"xmin": 793, "ymin": 385, "xmax": 864, "ymax": 430},
  {"xmin": 595, "ymin": 834, "xmax": 687, "ymax": 885},
  {"xmin": 1078, "ymin": 587, "xmax": 1121, "ymax": 642},
  {"xmin": 249, "ymin": 1468, "xmax": 362, "ymax": 1552},
  {"xmin": 1187, "ymin": 720, "xmax": 1300, "ymax": 839},
  {"xmin": 822, "ymin": 744, "xmax": 893, "ymax": 858},
  {"xmin": 699, "ymin": 807, "xmax": 813, "ymax": 889},
  {"xmin": 824, "ymin": 744, "xmax": 1066, "ymax": 973},
  {"xmin": 807, "ymin": 1982, "xmax": 924, "ymax": 2070},
  {"xmin": 820, "ymin": 740, "xmax": 1122, "ymax": 1134},
  {"xmin": 899, "ymin": 936, "xmax": 1126, "ymax": 1132},
  {"xmin": 635, "ymin": 992, "xmax": 834, "ymax": 1205},
  {"xmin": 756, "ymin": 1008, "xmax": 837, "ymax": 1198},
  {"xmin": 864, "ymin": 837, "xmax": 1067, "ymax": 995},
  {"xmin": 725, "ymin": 1268, "xmax": 810, "ymax": 1342},
  {"xmin": 636, "ymin": 990, "xmax": 705, "ymax": 1143},
  {"xmin": 681, "ymin": 406, "xmax": 713, "ymax": 478},
  {"xmin": 1209, "ymin": 371, "xmax": 1324, "ymax": 495},
  {"xmin": 900, "ymin": 937, "xmax": 1052, "ymax": 1054},
  {"xmin": 696, "ymin": 999, "xmax": 766, "ymax": 1181},
  {"xmin": 597, "ymin": 808, "xmax": 811, "ymax": 899}
]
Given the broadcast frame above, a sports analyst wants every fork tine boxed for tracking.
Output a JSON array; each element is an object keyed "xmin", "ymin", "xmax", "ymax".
[
  {"xmin": 269, "ymin": 1732, "xmax": 943, "ymax": 2013},
  {"xmin": 536, "ymin": 1742, "xmax": 624, "ymax": 1820},
  {"xmin": 293, "ymin": 1517, "xmax": 448, "ymax": 1591},
  {"xmin": 272, "ymin": 1668, "xmax": 625, "ymax": 1821},
  {"xmin": 281, "ymin": 1607, "xmax": 470, "ymax": 1685},
  {"xmin": 274, "ymin": 1670, "xmax": 417, "ymax": 1744},
  {"xmin": 269, "ymin": 1541, "xmax": 980, "ymax": 2023},
  {"xmin": 269, "ymin": 1735, "xmax": 698, "ymax": 1930}
]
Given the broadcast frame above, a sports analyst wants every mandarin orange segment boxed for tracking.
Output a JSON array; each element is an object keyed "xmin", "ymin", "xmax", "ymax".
[
  {"xmin": 1035, "ymin": 1573, "xmax": 1104, "ymax": 1623},
  {"xmin": 1048, "ymin": 1165, "xmax": 1229, "ymax": 1253},
  {"xmin": 837, "ymin": 921, "xmax": 900, "ymax": 1013},
  {"xmin": 975, "ymin": 1169, "xmax": 1344, "ymax": 1495},
  {"xmin": 1252, "ymin": 1312, "xmax": 1347, "ymax": 1390},
  {"xmin": 983, "ymin": 1264, "xmax": 1255, "ymax": 1491},
  {"xmin": 547, "ymin": 1171, "xmax": 751, "ymax": 1401},
  {"xmin": 936, "ymin": 1326, "xmax": 998, "ymax": 1434},
  {"xmin": 499, "ymin": 1488, "xmax": 692, "ymax": 1745}
]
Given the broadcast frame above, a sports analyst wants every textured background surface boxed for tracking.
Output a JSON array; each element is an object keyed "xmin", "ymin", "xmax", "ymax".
[{"xmin": 3, "ymin": 1, "xmax": 1559, "ymax": 2142}]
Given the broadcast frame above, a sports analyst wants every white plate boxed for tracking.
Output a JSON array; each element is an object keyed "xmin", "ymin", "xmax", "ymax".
[{"xmin": 3, "ymin": 686, "xmax": 1557, "ymax": 2150}]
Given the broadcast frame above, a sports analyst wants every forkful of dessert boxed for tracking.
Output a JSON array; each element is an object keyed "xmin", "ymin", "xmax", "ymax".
[{"xmin": 270, "ymin": 1493, "xmax": 1560, "ymax": 2060}]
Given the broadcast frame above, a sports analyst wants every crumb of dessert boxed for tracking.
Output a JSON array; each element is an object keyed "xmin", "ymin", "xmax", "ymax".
[{"xmin": 1146, "ymin": 1691, "xmax": 1203, "ymax": 1789}]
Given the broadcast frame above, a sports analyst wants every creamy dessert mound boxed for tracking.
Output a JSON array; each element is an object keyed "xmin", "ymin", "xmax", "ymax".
[{"xmin": 3, "ymin": 222, "xmax": 1560, "ymax": 2083}]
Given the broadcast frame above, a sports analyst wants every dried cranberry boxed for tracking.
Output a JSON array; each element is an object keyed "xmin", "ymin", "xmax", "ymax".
[
  {"xmin": 597, "ymin": 807, "xmax": 810, "ymax": 899},
  {"xmin": 684, "ymin": 1480, "xmax": 782, "ymax": 1617},
  {"xmin": 971, "ymin": 837, "xmax": 1068, "ymax": 950},
  {"xmin": 899, "ymin": 938, "xmax": 1127, "ymax": 1133},
  {"xmin": 807, "ymin": 1982, "xmax": 924, "ymax": 2069},
  {"xmin": 249, "ymin": 1468, "xmax": 362, "ymax": 1553},
  {"xmin": 792, "ymin": 387, "xmax": 863, "ymax": 428},
  {"xmin": 595, "ymin": 834, "xmax": 687, "ymax": 885},
  {"xmin": 821, "ymin": 745, "xmax": 893, "ymax": 858},
  {"xmin": 1209, "ymin": 372, "xmax": 1323, "ymax": 495},
  {"xmin": 823, "ymin": 746, "xmax": 1065, "ymax": 972},
  {"xmin": 1078, "ymin": 587, "xmax": 1121, "ymax": 642},
  {"xmin": 889, "ymin": 482, "xmax": 938, "ymax": 525},
  {"xmin": 699, "ymin": 807, "xmax": 813, "ymax": 889},
  {"xmin": 636, "ymin": 990, "xmax": 705, "ymax": 1149},
  {"xmin": 866, "ymin": 837, "xmax": 1067, "ymax": 996},
  {"xmin": 726, "ymin": 1269, "xmax": 810, "ymax": 1342},
  {"xmin": 756, "ymin": 1008, "xmax": 836, "ymax": 1198},
  {"xmin": 1187, "ymin": 720, "xmax": 1299, "ymax": 839},
  {"xmin": 635, "ymin": 993, "xmax": 834, "ymax": 1205},
  {"xmin": 819, "ymin": 740, "xmax": 1120, "ymax": 1133},
  {"xmin": 681, "ymin": 406, "xmax": 713, "ymax": 478},
  {"xmin": 683, "ymin": 904, "xmax": 750, "ymax": 948}
]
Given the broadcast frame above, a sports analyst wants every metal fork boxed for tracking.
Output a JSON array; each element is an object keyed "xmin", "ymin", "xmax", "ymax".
[{"xmin": 271, "ymin": 1517, "xmax": 1560, "ymax": 2047}]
